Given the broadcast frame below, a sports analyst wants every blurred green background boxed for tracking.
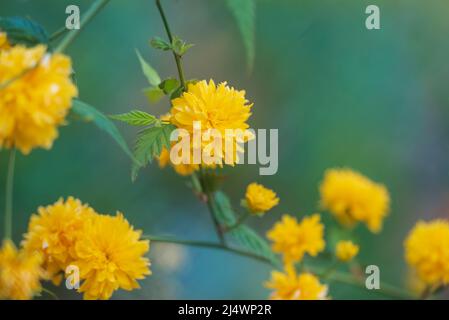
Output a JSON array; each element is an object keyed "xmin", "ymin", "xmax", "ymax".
[{"xmin": 1, "ymin": 0, "xmax": 449, "ymax": 299}]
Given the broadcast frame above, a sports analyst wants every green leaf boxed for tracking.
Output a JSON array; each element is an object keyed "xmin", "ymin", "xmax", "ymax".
[
  {"xmin": 0, "ymin": 16, "xmax": 49, "ymax": 46},
  {"xmin": 71, "ymin": 99, "xmax": 136, "ymax": 162},
  {"xmin": 143, "ymin": 87, "xmax": 165, "ymax": 104},
  {"xmin": 225, "ymin": 0, "xmax": 256, "ymax": 71},
  {"xmin": 212, "ymin": 191, "xmax": 238, "ymax": 227},
  {"xmin": 110, "ymin": 110, "xmax": 157, "ymax": 126},
  {"xmin": 136, "ymin": 49, "xmax": 161, "ymax": 86},
  {"xmin": 230, "ymin": 225, "xmax": 281, "ymax": 267},
  {"xmin": 159, "ymin": 78, "xmax": 180, "ymax": 95},
  {"xmin": 150, "ymin": 36, "xmax": 172, "ymax": 51},
  {"xmin": 132, "ymin": 124, "xmax": 176, "ymax": 181},
  {"xmin": 171, "ymin": 36, "xmax": 194, "ymax": 56}
]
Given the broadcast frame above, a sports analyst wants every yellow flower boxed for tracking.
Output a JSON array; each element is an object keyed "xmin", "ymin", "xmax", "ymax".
[
  {"xmin": 335, "ymin": 240, "xmax": 359, "ymax": 262},
  {"xmin": 0, "ymin": 32, "xmax": 10, "ymax": 50},
  {"xmin": 0, "ymin": 41, "xmax": 77, "ymax": 154},
  {"xmin": 158, "ymin": 146, "xmax": 198, "ymax": 176},
  {"xmin": 319, "ymin": 168, "xmax": 390, "ymax": 233},
  {"xmin": 266, "ymin": 264, "xmax": 328, "ymax": 300},
  {"xmin": 0, "ymin": 240, "xmax": 43, "ymax": 300},
  {"xmin": 404, "ymin": 219, "xmax": 449, "ymax": 286},
  {"xmin": 72, "ymin": 213, "xmax": 151, "ymax": 300},
  {"xmin": 22, "ymin": 197, "xmax": 96, "ymax": 283},
  {"xmin": 245, "ymin": 182, "xmax": 279, "ymax": 214},
  {"xmin": 169, "ymin": 80, "xmax": 253, "ymax": 166},
  {"xmin": 267, "ymin": 214, "xmax": 325, "ymax": 264}
]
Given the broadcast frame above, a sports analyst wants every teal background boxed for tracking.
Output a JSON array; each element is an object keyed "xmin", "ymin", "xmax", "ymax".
[{"xmin": 1, "ymin": 0, "xmax": 449, "ymax": 299}]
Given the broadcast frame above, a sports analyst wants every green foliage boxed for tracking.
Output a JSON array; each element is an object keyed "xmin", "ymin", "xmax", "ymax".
[
  {"xmin": 213, "ymin": 191, "xmax": 238, "ymax": 227},
  {"xmin": 150, "ymin": 36, "xmax": 171, "ymax": 51},
  {"xmin": 159, "ymin": 78, "xmax": 180, "ymax": 95},
  {"xmin": 71, "ymin": 99, "xmax": 136, "ymax": 162},
  {"xmin": 0, "ymin": 16, "xmax": 49, "ymax": 46},
  {"xmin": 131, "ymin": 123, "xmax": 176, "ymax": 181},
  {"xmin": 136, "ymin": 49, "xmax": 161, "ymax": 86},
  {"xmin": 143, "ymin": 87, "xmax": 165, "ymax": 103},
  {"xmin": 171, "ymin": 36, "xmax": 194, "ymax": 56},
  {"xmin": 230, "ymin": 225, "xmax": 281, "ymax": 267},
  {"xmin": 225, "ymin": 0, "xmax": 256, "ymax": 71},
  {"xmin": 110, "ymin": 110, "xmax": 157, "ymax": 126},
  {"xmin": 150, "ymin": 35, "xmax": 193, "ymax": 56}
]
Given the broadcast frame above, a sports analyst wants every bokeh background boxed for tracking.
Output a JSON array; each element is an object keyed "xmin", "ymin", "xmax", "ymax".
[{"xmin": 1, "ymin": 0, "xmax": 449, "ymax": 299}]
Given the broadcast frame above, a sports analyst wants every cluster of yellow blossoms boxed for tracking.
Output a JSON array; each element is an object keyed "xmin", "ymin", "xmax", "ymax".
[
  {"xmin": 320, "ymin": 168, "xmax": 390, "ymax": 233},
  {"xmin": 0, "ymin": 32, "xmax": 77, "ymax": 154},
  {"xmin": 0, "ymin": 197, "xmax": 150, "ymax": 300},
  {"xmin": 156, "ymin": 80, "xmax": 253, "ymax": 174},
  {"xmin": 404, "ymin": 220, "xmax": 449, "ymax": 288}
]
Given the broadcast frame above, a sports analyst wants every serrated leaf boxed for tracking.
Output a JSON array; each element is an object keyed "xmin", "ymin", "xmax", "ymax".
[
  {"xmin": 143, "ymin": 86, "xmax": 165, "ymax": 103},
  {"xmin": 132, "ymin": 124, "xmax": 176, "ymax": 181},
  {"xmin": 226, "ymin": 0, "xmax": 256, "ymax": 71},
  {"xmin": 212, "ymin": 191, "xmax": 237, "ymax": 227},
  {"xmin": 159, "ymin": 78, "xmax": 180, "ymax": 95},
  {"xmin": 71, "ymin": 99, "xmax": 136, "ymax": 162},
  {"xmin": 0, "ymin": 16, "xmax": 49, "ymax": 46},
  {"xmin": 136, "ymin": 49, "xmax": 161, "ymax": 86},
  {"xmin": 230, "ymin": 225, "xmax": 281, "ymax": 267},
  {"xmin": 110, "ymin": 110, "xmax": 156, "ymax": 126},
  {"xmin": 150, "ymin": 36, "xmax": 171, "ymax": 51}
]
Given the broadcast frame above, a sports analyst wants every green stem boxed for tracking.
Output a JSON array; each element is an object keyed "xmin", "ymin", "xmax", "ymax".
[
  {"xmin": 155, "ymin": 0, "xmax": 186, "ymax": 88},
  {"xmin": 41, "ymin": 288, "xmax": 59, "ymax": 300},
  {"xmin": 225, "ymin": 211, "xmax": 250, "ymax": 232},
  {"xmin": 4, "ymin": 149, "xmax": 16, "ymax": 240},
  {"xmin": 145, "ymin": 235, "xmax": 270, "ymax": 265},
  {"xmin": 55, "ymin": 0, "xmax": 111, "ymax": 53},
  {"xmin": 49, "ymin": 27, "xmax": 69, "ymax": 42}
]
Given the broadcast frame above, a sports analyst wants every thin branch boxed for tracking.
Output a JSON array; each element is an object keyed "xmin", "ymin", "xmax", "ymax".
[{"xmin": 4, "ymin": 149, "xmax": 16, "ymax": 240}]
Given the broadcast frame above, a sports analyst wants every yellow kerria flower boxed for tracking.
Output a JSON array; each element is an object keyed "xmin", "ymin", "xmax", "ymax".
[
  {"xmin": 72, "ymin": 213, "xmax": 151, "ymax": 300},
  {"xmin": 335, "ymin": 240, "xmax": 359, "ymax": 262},
  {"xmin": 0, "ymin": 240, "xmax": 44, "ymax": 300},
  {"xmin": 319, "ymin": 168, "xmax": 390, "ymax": 233},
  {"xmin": 169, "ymin": 80, "xmax": 253, "ymax": 166},
  {"xmin": 245, "ymin": 182, "xmax": 279, "ymax": 214},
  {"xmin": 404, "ymin": 219, "xmax": 449, "ymax": 286},
  {"xmin": 0, "ymin": 40, "xmax": 77, "ymax": 154},
  {"xmin": 158, "ymin": 146, "xmax": 199, "ymax": 176},
  {"xmin": 0, "ymin": 32, "xmax": 10, "ymax": 50},
  {"xmin": 22, "ymin": 197, "xmax": 96, "ymax": 284},
  {"xmin": 265, "ymin": 264, "xmax": 328, "ymax": 300},
  {"xmin": 267, "ymin": 214, "xmax": 325, "ymax": 264}
]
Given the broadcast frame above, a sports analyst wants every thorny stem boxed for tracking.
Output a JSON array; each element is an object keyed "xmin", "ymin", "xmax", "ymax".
[
  {"xmin": 150, "ymin": 0, "xmax": 417, "ymax": 301},
  {"xmin": 4, "ymin": 149, "xmax": 16, "ymax": 240},
  {"xmin": 55, "ymin": 0, "xmax": 111, "ymax": 53},
  {"xmin": 155, "ymin": 0, "xmax": 186, "ymax": 89}
]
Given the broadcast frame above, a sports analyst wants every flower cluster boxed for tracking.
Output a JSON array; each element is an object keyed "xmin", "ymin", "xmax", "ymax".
[
  {"xmin": 319, "ymin": 168, "xmax": 390, "ymax": 233},
  {"xmin": 20, "ymin": 197, "xmax": 151, "ymax": 300},
  {"xmin": 0, "ymin": 33, "xmax": 77, "ymax": 154},
  {"xmin": 335, "ymin": 240, "xmax": 359, "ymax": 262},
  {"xmin": 0, "ymin": 240, "xmax": 44, "ymax": 300},
  {"xmin": 404, "ymin": 219, "xmax": 449, "ymax": 287},
  {"xmin": 244, "ymin": 183, "xmax": 279, "ymax": 215},
  {"xmin": 167, "ymin": 80, "xmax": 253, "ymax": 166},
  {"xmin": 265, "ymin": 264, "xmax": 328, "ymax": 300}
]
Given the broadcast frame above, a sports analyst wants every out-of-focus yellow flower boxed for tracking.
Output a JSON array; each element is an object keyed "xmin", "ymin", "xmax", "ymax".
[
  {"xmin": 335, "ymin": 240, "xmax": 359, "ymax": 262},
  {"xmin": 0, "ymin": 41, "xmax": 77, "ymax": 154},
  {"xmin": 404, "ymin": 219, "xmax": 449, "ymax": 286},
  {"xmin": 319, "ymin": 168, "xmax": 390, "ymax": 233},
  {"xmin": 0, "ymin": 240, "xmax": 43, "ymax": 300},
  {"xmin": 245, "ymin": 183, "xmax": 279, "ymax": 215},
  {"xmin": 0, "ymin": 32, "xmax": 10, "ymax": 50},
  {"xmin": 169, "ymin": 80, "xmax": 253, "ymax": 166},
  {"xmin": 158, "ymin": 146, "xmax": 198, "ymax": 176},
  {"xmin": 72, "ymin": 213, "xmax": 151, "ymax": 300},
  {"xmin": 267, "ymin": 214, "xmax": 325, "ymax": 264},
  {"xmin": 22, "ymin": 197, "xmax": 96, "ymax": 284},
  {"xmin": 265, "ymin": 264, "xmax": 328, "ymax": 300}
]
